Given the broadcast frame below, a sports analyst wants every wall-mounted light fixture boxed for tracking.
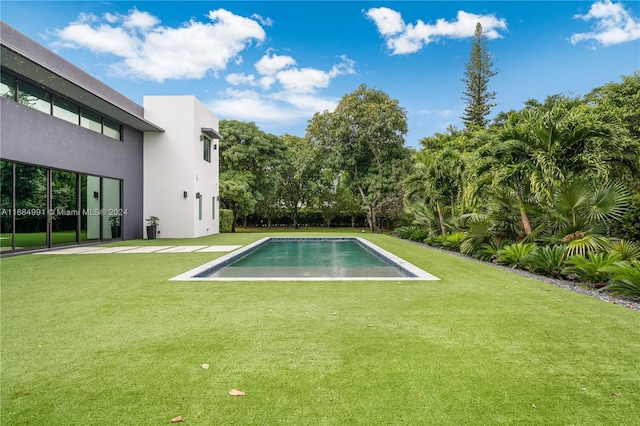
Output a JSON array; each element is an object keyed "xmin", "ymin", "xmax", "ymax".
[
  {"xmin": 183, "ymin": 191, "xmax": 188, "ymax": 198},
  {"xmin": 196, "ymin": 192, "xmax": 201, "ymax": 199},
  {"xmin": 93, "ymin": 191, "xmax": 99, "ymax": 199},
  {"xmin": 199, "ymin": 135, "xmax": 205, "ymax": 143},
  {"xmin": 213, "ymin": 144, "xmax": 217, "ymax": 150}
]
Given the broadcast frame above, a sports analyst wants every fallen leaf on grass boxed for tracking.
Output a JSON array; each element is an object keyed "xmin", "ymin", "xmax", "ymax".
[
  {"xmin": 612, "ymin": 392, "xmax": 622, "ymax": 396},
  {"xmin": 201, "ymin": 363, "xmax": 210, "ymax": 370},
  {"xmin": 170, "ymin": 416, "xmax": 184, "ymax": 422},
  {"xmin": 229, "ymin": 389, "xmax": 246, "ymax": 396}
]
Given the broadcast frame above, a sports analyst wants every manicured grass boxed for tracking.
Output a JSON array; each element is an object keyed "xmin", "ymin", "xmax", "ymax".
[{"xmin": 1, "ymin": 230, "xmax": 639, "ymax": 424}]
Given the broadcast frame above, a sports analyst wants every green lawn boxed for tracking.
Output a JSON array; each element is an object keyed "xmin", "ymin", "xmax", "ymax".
[{"xmin": 1, "ymin": 230, "xmax": 639, "ymax": 425}]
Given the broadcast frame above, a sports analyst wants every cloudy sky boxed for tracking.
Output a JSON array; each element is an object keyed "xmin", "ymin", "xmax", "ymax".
[{"xmin": 2, "ymin": 1, "xmax": 639, "ymax": 147}]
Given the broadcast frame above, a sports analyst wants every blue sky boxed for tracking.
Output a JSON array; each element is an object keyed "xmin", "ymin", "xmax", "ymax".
[{"xmin": 2, "ymin": 1, "xmax": 639, "ymax": 147}]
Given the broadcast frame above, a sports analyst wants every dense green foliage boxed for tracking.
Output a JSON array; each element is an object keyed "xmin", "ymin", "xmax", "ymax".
[{"xmin": 397, "ymin": 72, "xmax": 640, "ymax": 298}]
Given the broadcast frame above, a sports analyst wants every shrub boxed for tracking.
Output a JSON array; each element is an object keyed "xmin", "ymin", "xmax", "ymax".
[
  {"xmin": 524, "ymin": 245, "xmax": 569, "ymax": 278},
  {"xmin": 424, "ymin": 234, "xmax": 448, "ymax": 247},
  {"xmin": 460, "ymin": 216, "xmax": 492, "ymax": 256},
  {"xmin": 474, "ymin": 240, "xmax": 507, "ymax": 262},
  {"xmin": 441, "ymin": 232, "xmax": 465, "ymax": 252},
  {"xmin": 602, "ymin": 260, "xmax": 640, "ymax": 297},
  {"xmin": 608, "ymin": 240, "xmax": 640, "ymax": 261},
  {"xmin": 610, "ymin": 194, "xmax": 640, "ymax": 241},
  {"xmin": 495, "ymin": 243, "xmax": 537, "ymax": 268},
  {"xmin": 563, "ymin": 233, "xmax": 612, "ymax": 257},
  {"xmin": 392, "ymin": 226, "xmax": 429, "ymax": 242},
  {"xmin": 219, "ymin": 209, "xmax": 234, "ymax": 233},
  {"xmin": 562, "ymin": 252, "xmax": 622, "ymax": 287}
]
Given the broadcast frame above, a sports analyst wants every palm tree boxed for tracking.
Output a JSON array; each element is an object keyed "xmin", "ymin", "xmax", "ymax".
[
  {"xmin": 496, "ymin": 102, "xmax": 627, "ymax": 207},
  {"xmin": 404, "ymin": 149, "xmax": 465, "ymax": 235},
  {"xmin": 478, "ymin": 100, "xmax": 631, "ymax": 236}
]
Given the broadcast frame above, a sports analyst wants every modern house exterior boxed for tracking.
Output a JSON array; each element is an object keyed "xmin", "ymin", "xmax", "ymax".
[{"xmin": 0, "ymin": 21, "xmax": 221, "ymax": 254}]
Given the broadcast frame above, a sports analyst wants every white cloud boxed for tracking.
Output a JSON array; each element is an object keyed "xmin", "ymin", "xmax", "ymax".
[
  {"xmin": 251, "ymin": 13, "xmax": 274, "ymax": 27},
  {"xmin": 365, "ymin": 7, "xmax": 508, "ymax": 55},
  {"xmin": 571, "ymin": 0, "xmax": 640, "ymax": 46},
  {"xmin": 211, "ymin": 56, "xmax": 355, "ymax": 125},
  {"xmin": 54, "ymin": 8, "xmax": 266, "ymax": 81},
  {"xmin": 123, "ymin": 8, "xmax": 160, "ymax": 30},
  {"xmin": 255, "ymin": 53, "xmax": 296, "ymax": 75},
  {"xmin": 226, "ymin": 73, "xmax": 257, "ymax": 86},
  {"xmin": 364, "ymin": 7, "xmax": 405, "ymax": 36},
  {"xmin": 209, "ymin": 89, "xmax": 314, "ymax": 124}
]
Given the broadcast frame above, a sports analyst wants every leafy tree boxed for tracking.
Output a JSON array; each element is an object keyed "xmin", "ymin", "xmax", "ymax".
[
  {"xmin": 275, "ymin": 135, "xmax": 320, "ymax": 229},
  {"xmin": 461, "ymin": 23, "xmax": 498, "ymax": 129},
  {"xmin": 218, "ymin": 171, "xmax": 255, "ymax": 232},
  {"xmin": 307, "ymin": 84, "xmax": 409, "ymax": 232},
  {"xmin": 587, "ymin": 71, "xmax": 640, "ymax": 140},
  {"xmin": 219, "ymin": 120, "xmax": 286, "ymax": 226}
]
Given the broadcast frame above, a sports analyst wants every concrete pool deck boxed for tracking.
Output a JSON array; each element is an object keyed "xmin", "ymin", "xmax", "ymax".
[{"xmin": 34, "ymin": 245, "xmax": 243, "ymax": 254}]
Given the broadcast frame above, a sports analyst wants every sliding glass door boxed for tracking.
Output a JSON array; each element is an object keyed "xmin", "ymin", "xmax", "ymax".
[{"xmin": 0, "ymin": 160, "xmax": 122, "ymax": 253}]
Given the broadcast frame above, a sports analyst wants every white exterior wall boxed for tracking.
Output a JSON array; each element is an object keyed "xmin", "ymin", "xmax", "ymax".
[{"xmin": 143, "ymin": 96, "xmax": 220, "ymax": 238}]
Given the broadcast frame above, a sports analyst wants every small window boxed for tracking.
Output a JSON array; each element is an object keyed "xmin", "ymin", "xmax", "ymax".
[
  {"xmin": 1, "ymin": 71, "xmax": 16, "ymax": 100},
  {"xmin": 53, "ymin": 96, "xmax": 79, "ymax": 124},
  {"xmin": 198, "ymin": 196, "xmax": 203, "ymax": 220},
  {"xmin": 203, "ymin": 135, "xmax": 211, "ymax": 162},
  {"xmin": 212, "ymin": 197, "xmax": 216, "ymax": 220},
  {"xmin": 103, "ymin": 118, "xmax": 121, "ymax": 140},
  {"xmin": 80, "ymin": 109, "xmax": 102, "ymax": 133},
  {"xmin": 18, "ymin": 81, "xmax": 51, "ymax": 114}
]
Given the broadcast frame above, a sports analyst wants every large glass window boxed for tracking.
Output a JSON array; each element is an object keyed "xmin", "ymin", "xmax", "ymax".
[
  {"xmin": 1, "ymin": 161, "xmax": 14, "ymax": 251},
  {"xmin": 80, "ymin": 109, "xmax": 102, "ymax": 133},
  {"xmin": 18, "ymin": 80, "xmax": 51, "ymax": 114},
  {"xmin": 51, "ymin": 170, "xmax": 78, "ymax": 246},
  {"xmin": 1, "ymin": 71, "xmax": 16, "ymax": 100},
  {"xmin": 103, "ymin": 118, "xmax": 121, "ymax": 141},
  {"xmin": 2, "ymin": 71, "xmax": 125, "ymax": 140},
  {"xmin": 14, "ymin": 163, "xmax": 47, "ymax": 249},
  {"xmin": 53, "ymin": 97, "xmax": 79, "ymax": 125}
]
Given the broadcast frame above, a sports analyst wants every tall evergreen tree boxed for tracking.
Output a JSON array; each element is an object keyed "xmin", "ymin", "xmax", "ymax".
[{"xmin": 461, "ymin": 23, "xmax": 498, "ymax": 129}]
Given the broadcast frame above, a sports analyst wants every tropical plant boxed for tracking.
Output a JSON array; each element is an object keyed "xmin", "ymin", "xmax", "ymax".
[
  {"xmin": 474, "ymin": 240, "xmax": 507, "ymax": 262},
  {"xmin": 495, "ymin": 242, "xmax": 537, "ymax": 268},
  {"xmin": 487, "ymin": 101, "xmax": 631, "ymax": 228},
  {"xmin": 562, "ymin": 252, "xmax": 622, "ymax": 287},
  {"xmin": 441, "ymin": 232, "xmax": 465, "ymax": 252},
  {"xmin": 392, "ymin": 225, "xmax": 429, "ymax": 242},
  {"xmin": 602, "ymin": 260, "xmax": 640, "ymax": 297},
  {"xmin": 145, "ymin": 216, "xmax": 159, "ymax": 226},
  {"xmin": 608, "ymin": 240, "xmax": 640, "ymax": 261},
  {"xmin": 460, "ymin": 215, "xmax": 492, "ymax": 255},
  {"xmin": 524, "ymin": 245, "xmax": 568, "ymax": 278},
  {"xmin": 425, "ymin": 234, "xmax": 448, "ymax": 248}
]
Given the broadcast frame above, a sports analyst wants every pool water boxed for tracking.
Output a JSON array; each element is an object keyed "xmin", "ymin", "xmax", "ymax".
[
  {"xmin": 170, "ymin": 237, "xmax": 439, "ymax": 281},
  {"xmin": 204, "ymin": 239, "xmax": 408, "ymax": 278}
]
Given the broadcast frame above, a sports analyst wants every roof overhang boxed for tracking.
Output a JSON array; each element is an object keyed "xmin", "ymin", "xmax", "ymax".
[
  {"xmin": 201, "ymin": 127, "xmax": 222, "ymax": 139},
  {"xmin": 1, "ymin": 23, "xmax": 163, "ymax": 133}
]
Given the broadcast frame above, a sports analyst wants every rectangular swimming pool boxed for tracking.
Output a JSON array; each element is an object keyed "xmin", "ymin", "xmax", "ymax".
[{"xmin": 170, "ymin": 237, "xmax": 439, "ymax": 281}]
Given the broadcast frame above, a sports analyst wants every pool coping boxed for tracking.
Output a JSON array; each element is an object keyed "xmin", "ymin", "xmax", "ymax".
[{"xmin": 169, "ymin": 237, "xmax": 440, "ymax": 281}]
